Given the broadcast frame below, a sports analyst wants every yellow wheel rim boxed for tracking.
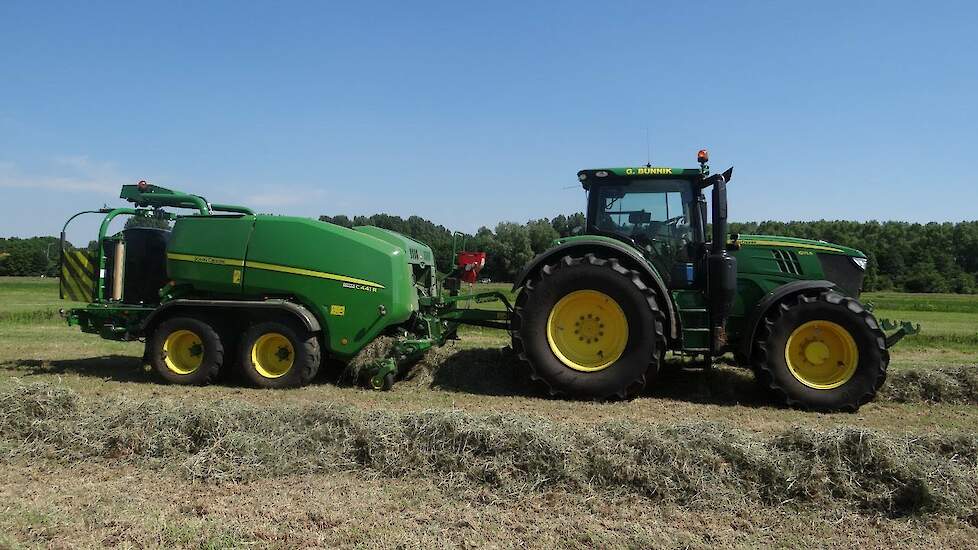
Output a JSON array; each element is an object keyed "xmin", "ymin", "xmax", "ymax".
[
  {"xmin": 546, "ymin": 290, "xmax": 628, "ymax": 372},
  {"xmin": 785, "ymin": 320, "xmax": 858, "ymax": 389},
  {"xmin": 163, "ymin": 329, "xmax": 204, "ymax": 375},
  {"xmin": 252, "ymin": 332, "xmax": 295, "ymax": 379}
]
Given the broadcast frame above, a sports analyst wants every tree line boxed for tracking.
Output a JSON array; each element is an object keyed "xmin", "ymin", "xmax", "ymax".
[{"xmin": 4, "ymin": 216, "xmax": 976, "ymax": 294}]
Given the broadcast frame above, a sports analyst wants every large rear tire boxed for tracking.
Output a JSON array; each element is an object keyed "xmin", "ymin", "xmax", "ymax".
[
  {"xmin": 239, "ymin": 318, "xmax": 321, "ymax": 389},
  {"xmin": 753, "ymin": 290, "xmax": 888, "ymax": 412},
  {"xmin": 512, "ymin": 254, "xmax": 664, "ymax": 399},
  {"xmin": 148, "ymin": 316, "xmax": 224, "ymax": 385}
]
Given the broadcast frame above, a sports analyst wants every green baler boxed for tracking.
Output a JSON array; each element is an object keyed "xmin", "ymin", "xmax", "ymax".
[
  {"xmin": 61, "ymin": 181, "xmax": 509, "ymax": 389},
  {"xmin": 60, "ymin": 153, "xmax": 916, "ymax": 411}
]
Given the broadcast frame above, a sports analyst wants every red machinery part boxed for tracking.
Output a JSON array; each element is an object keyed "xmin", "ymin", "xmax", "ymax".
[{"xmin": 456, "ymin": 251, "xmax": 486, "ymax": 283}]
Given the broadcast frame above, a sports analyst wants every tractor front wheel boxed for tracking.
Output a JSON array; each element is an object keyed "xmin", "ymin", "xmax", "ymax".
[
  {"xmin": 512, "ymin": 254, "xmax": 663, "ymax": 400},
  {"xmin": 754, "ymin": 290, "xmax": 888, "ymax": 412}
]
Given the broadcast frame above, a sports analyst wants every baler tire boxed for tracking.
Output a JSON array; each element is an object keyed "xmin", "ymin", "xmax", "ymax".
[
  {"xmin": 371, "ymin": 372, "xmax": 395, "ymax": 391},
  {"xmin": 239, "ymin": 319, "xmax": 321, "ymax": 389},
  {"xmin": 753, "ymin": 290, "xmax": 888, "ymax": 412},
  {"xmin": 511, "ymin": 253, "xmax": 664, "ymax": 400},
  {"xmin": 148, "ymin": 316, "xmax": 224, "ymax": 386}
]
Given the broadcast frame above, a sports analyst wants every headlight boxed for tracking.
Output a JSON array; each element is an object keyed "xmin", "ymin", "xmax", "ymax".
[{"xmin": 851, "ymin": 257, "xmax": 868, "ymax": 271}]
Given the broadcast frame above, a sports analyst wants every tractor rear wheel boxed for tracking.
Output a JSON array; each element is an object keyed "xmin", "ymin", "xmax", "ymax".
[
  {"xmin": 239, "ymin": 318, "xmax": 321, "ymax": 388},
  {"xmin": 753, "ymin": 290, "xmax": 888, "ymax": 412},
  {"xmin": 148, "ymin": 316, "xmax": 224, "ymax": 385},
  {"xmin": 512, "ymin": 254, "xmax": 664, "ymax": 400}
]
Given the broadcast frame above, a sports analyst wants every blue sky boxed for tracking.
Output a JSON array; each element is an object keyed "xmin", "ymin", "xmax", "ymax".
[{"xmin": 2, "ymin": 1, "xmax": 976, "ymax": 239}]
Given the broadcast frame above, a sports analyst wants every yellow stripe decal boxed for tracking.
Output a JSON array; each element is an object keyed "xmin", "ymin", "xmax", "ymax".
[
  {"xmin": 739, "ymin": 239, "xmax": 844, "ymax": 253},
  {"xmin": 167, "ymin": 252, "xmax": 385, "ymax": 288},
  {"xmin": 245, "ymin": 261, "xmax": 385, "ymax": 289},
  {"xmin": 167, "ymin": 253, "xmax": 245, "ymax": 267}
]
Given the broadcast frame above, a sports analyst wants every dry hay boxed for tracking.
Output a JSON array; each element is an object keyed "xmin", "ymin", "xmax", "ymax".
[
  {"xmin": 1, "ymin": 380, "xmax": 977, "ymax": 522},
  {"xmin": 880, "ymin": 366, "xmax": 978, "ymax": 404},
  {"xmin": 340, "ymin": 335, "xmax": 398, "ymax": 383}
]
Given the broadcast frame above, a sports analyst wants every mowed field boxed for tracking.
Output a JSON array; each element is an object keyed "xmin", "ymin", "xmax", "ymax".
[{"xmin": 1, "ymin": 277, "xmax": 977, "ymax": 549}]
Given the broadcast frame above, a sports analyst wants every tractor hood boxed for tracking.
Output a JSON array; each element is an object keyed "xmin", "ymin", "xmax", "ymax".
[
  {"xmin": 735, "ymin": 234, "xmax": 868, "ymax": 297},
  {"xmin": 736, "ymin": 234, "xmax": 866, "ymax": 258}
]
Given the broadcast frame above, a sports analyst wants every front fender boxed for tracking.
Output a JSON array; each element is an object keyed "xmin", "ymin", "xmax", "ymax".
[
  {"xmin": 512, "ymin": 238, "xmax": 678, "ymax": 340},
  {"xmin": 739, "ymin": 279, "xmax": 837, "ymax": 358}
]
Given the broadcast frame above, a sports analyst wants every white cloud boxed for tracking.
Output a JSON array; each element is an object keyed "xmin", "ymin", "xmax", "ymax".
[{"xmin": 0, "ymin": 156, "xmax": 124, "ymax": 194}]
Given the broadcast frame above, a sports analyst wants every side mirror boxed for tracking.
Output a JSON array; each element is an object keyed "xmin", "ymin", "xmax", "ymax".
[
  {"xmin": 698, "ymin": 167, "xmax": 734, "ymax": 189},
  {"xmin": 721, "ymin": 166, "xmax": 733, "ymax": 183}
]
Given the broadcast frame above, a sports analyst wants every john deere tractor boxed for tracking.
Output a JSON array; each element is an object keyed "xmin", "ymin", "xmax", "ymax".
[{"xmin": 510, "ymin": 151, "xmax": 913, "ymax": 411}]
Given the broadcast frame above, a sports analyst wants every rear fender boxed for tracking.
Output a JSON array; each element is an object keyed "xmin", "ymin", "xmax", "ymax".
[
  {"xmin": 512, "ymin": 239, "xmax": 678, "ymax": 340},
  {"xmin": 141, "ymin": 299, "xmax": 323, "ymax": 334}
]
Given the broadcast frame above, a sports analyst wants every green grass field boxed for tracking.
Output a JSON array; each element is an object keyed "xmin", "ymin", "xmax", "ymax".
[{"xmin": 0, "ymin": 277, "xmax": 976, "ymax": 548}]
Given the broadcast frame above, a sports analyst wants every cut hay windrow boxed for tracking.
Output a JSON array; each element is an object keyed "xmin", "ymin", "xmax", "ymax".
[
  {"xmin": 1, "ymin": 381, "xmax": 977, "ymax": 521},
  {"xmin": 880, "ymin": 366, "xmax": 978, "ymax": 404}
]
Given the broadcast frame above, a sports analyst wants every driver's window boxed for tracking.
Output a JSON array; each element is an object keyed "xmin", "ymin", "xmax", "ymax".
[
  {"xmin": 595, "ymin": 180, "xmax": 694, "ymax": 246},
  {"xmin": 599, "ymin": 189, "xmax": 685, "ymax": 234},
  {"xmin": 594, "ymin": 179, "xmax": 695, "ymax": 289}
]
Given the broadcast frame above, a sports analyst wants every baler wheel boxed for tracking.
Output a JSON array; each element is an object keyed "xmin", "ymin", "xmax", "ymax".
[
  {"xmin": 239, "ymin": 318, "xmax": 321, "ymax": 389},
  {"xmin": 753, "ymin": 290, "xmax": 889, "ymax": 412},
  {"xmin": 148, "ymin": 316, "xmax": 224, "ymax": 385},
  {"xmin": 370, "ymin": 372, "xmax": 395, "ymax": 391},
  {"xmin": 511, "ymin": 253, "xmax": 664, "ymax": 400}
]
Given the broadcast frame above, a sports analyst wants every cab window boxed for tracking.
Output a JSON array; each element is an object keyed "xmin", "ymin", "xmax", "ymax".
[{"xmin": 595, "ymin": 179, "xmax": 694, "ymax": 244}]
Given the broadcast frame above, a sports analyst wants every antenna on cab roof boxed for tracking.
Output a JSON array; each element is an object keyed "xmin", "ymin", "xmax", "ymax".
[{"xmin": 645, "ymin": 127, "xmax": 652, "ymax": 168}]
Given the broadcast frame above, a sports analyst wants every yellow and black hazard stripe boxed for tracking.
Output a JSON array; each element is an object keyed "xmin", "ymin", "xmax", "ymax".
[{"xmin": 61, "ymin": 249, "xmax": 97, "ymax": 302}]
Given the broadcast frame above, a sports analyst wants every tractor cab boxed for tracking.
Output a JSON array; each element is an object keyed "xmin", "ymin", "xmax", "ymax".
[
  {"xmin": 577, "ymin": 150, "xmax": 734, "ymax": 288},
  {"xmin": 578, "ymin": 165, "xmax": 707, "ymax": 289}
]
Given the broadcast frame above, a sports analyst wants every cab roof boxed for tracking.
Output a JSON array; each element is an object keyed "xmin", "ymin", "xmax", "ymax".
[{"xmin": 577, "ymin": 166, "xmax": 704, "ymax": 190}]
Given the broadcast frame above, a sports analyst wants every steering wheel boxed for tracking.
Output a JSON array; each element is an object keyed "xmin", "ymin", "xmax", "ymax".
[{"xmin": 664, "ymin": 215, "xmax": 685, "ymax": 227}]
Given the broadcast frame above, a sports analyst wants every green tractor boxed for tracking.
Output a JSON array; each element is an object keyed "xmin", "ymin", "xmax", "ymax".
[
  {"xmin": 58, "ymin": 152, "xmax": 913, "ymax": 411},
  {"xmin": 511, "ymin": 150, "xmax": 913, "ymax": 411}
]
